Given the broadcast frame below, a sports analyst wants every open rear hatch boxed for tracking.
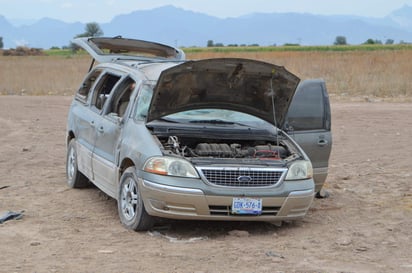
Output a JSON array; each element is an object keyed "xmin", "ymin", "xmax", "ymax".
[{"xmin": 71, "ymin": 36, "xmax": 186, "ymax": 63}]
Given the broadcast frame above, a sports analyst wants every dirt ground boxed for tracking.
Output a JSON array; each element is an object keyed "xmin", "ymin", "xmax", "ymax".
[{"xmin": 0, "ymin": 96, "xmax": 411, "ymax": 273}]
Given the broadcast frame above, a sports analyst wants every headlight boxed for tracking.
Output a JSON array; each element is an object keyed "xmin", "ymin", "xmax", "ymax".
[
  {"xmin": 143, "ymin": 156, "xmax": 199, "ymax": 178},
  {"xmin": 285, "ymin": 160, "xmax": 313, "ymax": 180}
]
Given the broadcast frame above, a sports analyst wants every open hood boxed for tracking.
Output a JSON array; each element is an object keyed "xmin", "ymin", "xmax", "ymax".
[
  {"xmin": 147, "ymin": 58, "xmax": 300, "ymax": 126},
  {"xmin": 71, "ymin": 36, "xmax": 185, "ymax": 63}
]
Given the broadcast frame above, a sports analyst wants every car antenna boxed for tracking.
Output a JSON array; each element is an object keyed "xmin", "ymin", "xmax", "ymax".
[{"xmin": 270, "ymin": 69, "xmax": 280, "ymax": 147}]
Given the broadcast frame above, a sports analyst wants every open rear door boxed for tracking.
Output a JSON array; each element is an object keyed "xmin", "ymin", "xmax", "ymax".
[
  {"xmin": 72, "ymin": 36, "xmax": 186, "ymax": 63},
  {"xmin": 284, "ymin": 79, "xmax": 332, "ymax": 193}
]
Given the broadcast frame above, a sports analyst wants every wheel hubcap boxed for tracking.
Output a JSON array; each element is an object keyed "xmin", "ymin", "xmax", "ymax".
[
  {"xmin": 67, "ymin": 147, "xmax": 75, "ymax": 180},
  {"xmin": 121, "ymin": 178, "xmax": 139, "ymax": 221}
]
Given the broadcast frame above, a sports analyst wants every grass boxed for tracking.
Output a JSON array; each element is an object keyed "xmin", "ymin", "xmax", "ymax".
[
  {"xmin": 1, "ymin": 47, "xmax": 411, "ymax": 101},
  {"xmin": 0, "ymin": 55, "xmax": 89, "ymax": 96}
]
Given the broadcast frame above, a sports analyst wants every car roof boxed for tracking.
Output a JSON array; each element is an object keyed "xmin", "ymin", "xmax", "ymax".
[{"xmin": 94, "ymin": 60, "xmax": 183, "ymax": 83}]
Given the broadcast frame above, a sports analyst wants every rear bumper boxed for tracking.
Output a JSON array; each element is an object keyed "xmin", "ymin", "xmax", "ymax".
[{"xmin": 140, "ymin": 179, "xmax": 314, "ymax": 222}]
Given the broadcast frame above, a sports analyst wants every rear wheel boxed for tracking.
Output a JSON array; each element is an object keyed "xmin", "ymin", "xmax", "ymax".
[
  {"xmin": 66, "ymin": 139, "xmax": 89, "ymax": 188},
  {"xmin": 118, "ymin": 167, "xmax": 154, "ymax": 231}
]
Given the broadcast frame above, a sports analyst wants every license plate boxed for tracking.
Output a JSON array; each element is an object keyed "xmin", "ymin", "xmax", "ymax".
[{"xmin": 232, "ymin": 197, "xmax": 262, "ymax": 215}]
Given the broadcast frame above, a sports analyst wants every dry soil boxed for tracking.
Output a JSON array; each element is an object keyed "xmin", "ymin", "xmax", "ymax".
[{"xmin": 0, "ymin": 96, "xmax": 411, "ymax": 273}]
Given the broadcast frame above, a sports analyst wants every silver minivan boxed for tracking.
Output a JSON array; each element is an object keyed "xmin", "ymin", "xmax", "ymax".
[{"xmin": 66, "ymin": 37, "xmax": 332, "ymax": 231}]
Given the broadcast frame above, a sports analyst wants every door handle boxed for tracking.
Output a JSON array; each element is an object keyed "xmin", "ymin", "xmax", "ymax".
[{"xmin": 318, "ymin": 139, "xmax": 328, "ymax": 146}]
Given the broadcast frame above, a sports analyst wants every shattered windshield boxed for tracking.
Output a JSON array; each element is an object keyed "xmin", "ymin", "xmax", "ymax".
[{"xmin": 134, "ymin": 84, "xmax": 154, "ymax": 120}]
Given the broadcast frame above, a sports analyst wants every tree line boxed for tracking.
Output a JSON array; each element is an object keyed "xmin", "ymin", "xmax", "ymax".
[{"xmin": 207, "ymin": 36, "xmax": 408, "ymax": 48}]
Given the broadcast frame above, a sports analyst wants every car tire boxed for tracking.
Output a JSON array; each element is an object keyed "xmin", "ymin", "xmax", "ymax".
[
  {"xmin": 118, "ymin": 167, "xmax": 154, "ymax": 231},
  {"xmin": 66, "ymin": 139, "xmax": 89, "ymax": 188}
]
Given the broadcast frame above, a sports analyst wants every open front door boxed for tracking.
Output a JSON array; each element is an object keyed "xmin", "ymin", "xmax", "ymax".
[{"xmin": 284, "ymin": 79, "xmax": 332, "ymax": 193}]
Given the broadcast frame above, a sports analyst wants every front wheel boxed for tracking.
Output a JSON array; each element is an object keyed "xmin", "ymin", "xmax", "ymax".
[
  {"xmin": 66, "ymin": 139, "xmax": 89, "ymax": 188},
  {"xmin": 118, "ymin": 167, "xmax": 154, "ymax": 231}
]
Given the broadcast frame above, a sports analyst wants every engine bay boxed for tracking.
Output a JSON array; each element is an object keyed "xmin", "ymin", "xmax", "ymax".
[{"xmin": 159, "ymin": 135, "xmax": 292, "ymax": 160}]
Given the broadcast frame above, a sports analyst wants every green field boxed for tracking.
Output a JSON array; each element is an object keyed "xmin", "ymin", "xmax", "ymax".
[
  {"xmin": 182, "ymin": 44, "xmax": 412, "ymax": 53},
  {"xmin": 43, "ymin": 44, "xmax": 412, "ymax": 56}
]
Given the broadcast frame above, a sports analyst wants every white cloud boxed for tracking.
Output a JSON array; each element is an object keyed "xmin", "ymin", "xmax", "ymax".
[
  {"xmin": 61, "ymin": 2, "xmax": 73, "ymax": 8},
  {"xmin": 14, "ymin": 39, "xmax": 29, "ymax": 47}
]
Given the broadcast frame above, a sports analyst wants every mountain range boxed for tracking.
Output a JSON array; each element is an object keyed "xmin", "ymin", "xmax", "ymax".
[{"xmin": 1, "ymin": 5, "xmax": 412, "ymax": 49}]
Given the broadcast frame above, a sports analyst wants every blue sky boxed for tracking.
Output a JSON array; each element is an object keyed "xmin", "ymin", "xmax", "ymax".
[{"xmin": 1, "ymin": 0, "xmax": 412, "ymax": 23}]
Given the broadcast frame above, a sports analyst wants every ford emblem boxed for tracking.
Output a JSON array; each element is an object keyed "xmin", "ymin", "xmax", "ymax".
[{"xmin": 237, "ymin": 176, "xmax": 252, "ymax": 183}]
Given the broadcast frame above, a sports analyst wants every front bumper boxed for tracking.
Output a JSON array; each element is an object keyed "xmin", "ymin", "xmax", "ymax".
[{"xmin": 139, "ymin": 178, "xmax": 315, "ymax": 222}]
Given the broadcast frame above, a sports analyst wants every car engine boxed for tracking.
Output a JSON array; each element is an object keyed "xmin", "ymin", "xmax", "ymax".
[{"xmin": 160, "ymin": 135, "xmax": 290, "ymax": 160}]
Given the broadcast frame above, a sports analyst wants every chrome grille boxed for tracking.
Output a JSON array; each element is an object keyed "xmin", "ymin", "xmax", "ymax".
[{"xmin": 198, "ymin": 167, "xmax": 286, "ymax": 187}]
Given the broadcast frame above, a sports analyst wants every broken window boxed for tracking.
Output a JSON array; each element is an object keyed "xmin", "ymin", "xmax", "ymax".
[
  {"xmin": 106, "ymin": 77, "xmax": 136, "ymax": 117},
  {"xmin": 76, "ymin": 69, "xmax": 103, "ymax": 103},
  {"xmin": 91, "ymin": 73, "xmax": 121, "ymax": 111}
]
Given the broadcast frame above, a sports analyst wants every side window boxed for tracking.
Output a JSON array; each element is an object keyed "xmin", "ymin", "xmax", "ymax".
[
  {"xmin": 106, "ymin": 77, "xmax": 136, "ymax": 117},
  {"xmin": 76, "ymin": 69, "xmax": 103, "ymax": 103},
  {"xmin": 91, "ymin": 73, "xmax": 121, "ymax": 111},
  {"xmin": 134, "ymin": 84, "xmax": 154, "ymax": 121},
  {"xmin": 287, "ymin": 81, "xmax": 326, "ymax": 130}
]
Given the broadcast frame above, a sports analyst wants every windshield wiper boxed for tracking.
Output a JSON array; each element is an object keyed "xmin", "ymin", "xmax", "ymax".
[
  {"xmin": 189, "ymin": 119, "xmax": 245, "ymax": 126},
  {"xmin": 153, "ymin": 117, "xmax": 180, "ymax": 123}
]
